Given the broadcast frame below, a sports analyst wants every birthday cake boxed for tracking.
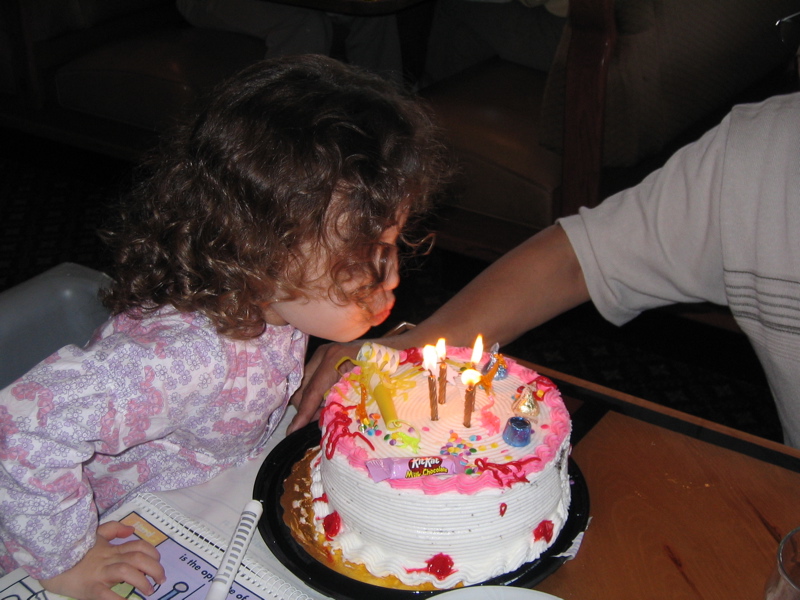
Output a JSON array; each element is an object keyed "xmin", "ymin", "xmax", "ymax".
[{"xmin": 281, "ymin": 341, "xmax": 572, "ymax": 590}]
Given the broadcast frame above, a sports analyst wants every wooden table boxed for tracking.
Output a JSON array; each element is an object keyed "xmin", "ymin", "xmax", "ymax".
[{"xmin": 528, "ymin": 362, "xmax": 800, "ymax": 600}]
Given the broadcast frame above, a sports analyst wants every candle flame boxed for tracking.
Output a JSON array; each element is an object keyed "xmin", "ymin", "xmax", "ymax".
[
  {"xmin": 435, "ymin": 338, "xmax": 446, "ymax": 360},
  {"xmin": 422, "ymin": 345, "xmax": 438, "ymax": 372},
  {"xmin": 470, "ymin": 335, "xmax": 484, "ymax": 365},
  {"xmin": 461, "ymin": 368, "xmax": 481, "ymax": 387}
]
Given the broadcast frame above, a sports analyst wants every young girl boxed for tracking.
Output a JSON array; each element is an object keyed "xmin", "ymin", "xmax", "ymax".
[{"xmin": 0, "ymin": 55, "xmax": 447, "ymax": 600}]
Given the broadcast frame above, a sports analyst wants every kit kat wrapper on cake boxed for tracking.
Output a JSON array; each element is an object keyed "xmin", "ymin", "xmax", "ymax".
[{"xmin": 365, "ymin": 456, "xmax": 466, "ymax": 483}]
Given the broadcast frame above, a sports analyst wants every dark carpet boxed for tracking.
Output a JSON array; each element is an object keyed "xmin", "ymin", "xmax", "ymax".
[{"xmin": 0, "ymin": 128, "xmax": 783, "ymax": 444}]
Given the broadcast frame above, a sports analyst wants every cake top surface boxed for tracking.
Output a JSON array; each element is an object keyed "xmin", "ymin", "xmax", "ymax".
[{"xmin": 319, "ymin": 343, "xmax": 571, "ymax": 494}]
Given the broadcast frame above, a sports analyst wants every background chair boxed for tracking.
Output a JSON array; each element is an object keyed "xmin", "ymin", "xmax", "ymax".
[
  {"xmin": 421, "ymin": 0, "xmax": 800, "ymax": 262},
  {"xmin": 0, "ymin": 0, "xmax": 434, "ymax": 162},
  {"xmin": 0, "ymin": 0, "xmax": 265, "ymax": 160},
  {"xmin": 3, "ymin": 0, "xmax": 799, "ymax": 260},
  {"xmin": 0, "ymin": 262, "xmax": 111, "ymax": 390}
]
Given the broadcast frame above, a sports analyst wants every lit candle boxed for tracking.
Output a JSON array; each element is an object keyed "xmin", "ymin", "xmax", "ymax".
[
  {"xmin": 461, "ymin": 369, "xmax": 481, "ymax": 427},
  {"xmin": 436, "ymin": 338, "xmax": 447, "ymax": 405},
  {"xmin": 469, "ymin": 335, "xmax": 484, "ymax": 369},
  {"xmin": 423, "ymin": 345, "xmax": 439, "ymax": 420}
]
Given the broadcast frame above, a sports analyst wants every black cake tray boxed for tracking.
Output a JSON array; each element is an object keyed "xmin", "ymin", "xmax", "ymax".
[{"xmin": 254, "ymin": 423, "xmax": 590, "ymax": 600}]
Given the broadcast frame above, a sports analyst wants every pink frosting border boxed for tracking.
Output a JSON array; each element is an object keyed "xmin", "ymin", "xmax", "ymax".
[{"xmin": 320, "ymin": 347, "xmax": 571, "ymax": 495}]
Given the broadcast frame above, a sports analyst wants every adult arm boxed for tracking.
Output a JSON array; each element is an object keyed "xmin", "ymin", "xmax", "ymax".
[{"xmin": 288, "ymin": 223, "xmax": 588, "ymax": 432}]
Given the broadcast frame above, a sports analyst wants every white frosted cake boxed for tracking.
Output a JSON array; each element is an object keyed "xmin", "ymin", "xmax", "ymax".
[{"xmin": 282, "ymin": 342, "xmax": 572, "ymax": 590}]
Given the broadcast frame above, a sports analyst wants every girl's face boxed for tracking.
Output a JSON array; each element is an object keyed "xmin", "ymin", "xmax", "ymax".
[{"xmin": 266, "ymin": 225, "xmax": 402, "ymax": 342}]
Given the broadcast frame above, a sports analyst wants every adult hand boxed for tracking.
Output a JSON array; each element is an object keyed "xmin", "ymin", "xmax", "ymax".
[
  {"xmin": 41, "ymin": 521, "xmax": 166, "ymax": 600},
  {"xmin": 287, "ymin": 340, "xmax": 364, "ymax": 434}
]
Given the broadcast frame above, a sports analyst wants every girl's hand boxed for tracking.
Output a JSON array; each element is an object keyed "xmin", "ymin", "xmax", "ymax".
[{"xmin": 41, "ymin": 521, "xmax": 166, "ymax": 600}]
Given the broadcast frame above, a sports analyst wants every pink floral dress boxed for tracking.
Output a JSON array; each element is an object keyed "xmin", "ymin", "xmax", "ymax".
[{"xmin": 0, "ymin": 307, "xmax": 306, "ymax": 579}]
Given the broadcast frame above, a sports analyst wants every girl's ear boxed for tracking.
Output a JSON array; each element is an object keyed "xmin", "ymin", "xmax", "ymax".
[{"xmin": 261, "ymin": 302, "xmax": 289, "ymax": 327}]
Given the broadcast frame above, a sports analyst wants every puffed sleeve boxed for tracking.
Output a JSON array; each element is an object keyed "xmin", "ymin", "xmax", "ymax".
[
  {"xmin": 0, "ymin": 343, "xmax": 120, "ymax": 578},
  {"xmin": 0, "ymin": 313, "xmax": 229, "ymax": 579}
]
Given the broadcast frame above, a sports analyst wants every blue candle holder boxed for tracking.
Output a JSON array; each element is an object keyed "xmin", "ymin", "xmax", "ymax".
[{"xmin": 502, "ymin": 416, "xmax": 532, "ymax": 447}]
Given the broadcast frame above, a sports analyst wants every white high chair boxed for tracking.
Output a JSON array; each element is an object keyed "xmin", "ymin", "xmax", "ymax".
[{"xmin": 0, "ymin": 263, "xmax": 112, "ymax": 389}]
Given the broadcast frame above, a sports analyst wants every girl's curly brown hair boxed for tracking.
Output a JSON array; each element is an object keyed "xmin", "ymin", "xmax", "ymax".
[{"xmin": 101, "ymin": 55, "xmax": 449, "ymax": 339}]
